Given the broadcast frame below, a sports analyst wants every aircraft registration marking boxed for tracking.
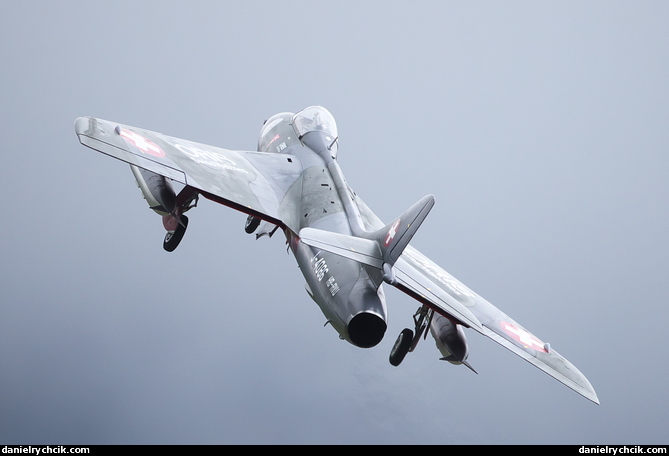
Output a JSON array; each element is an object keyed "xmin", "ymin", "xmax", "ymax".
[
  {"xmin": 403, "ymin": 249, "xmax": 477, "ymax": 300},
  {"xmin": 311, "ymin": 253, "xmax": 339, "ymax": 296},
  {"xmin": 500, "ymin": 321, "xmax": 548, "ymax": 352},
  {"xmin": 326, "ymin": 276, "xmax": 340, "ymax": 296},
  {"xmin": 311, "ymin": 255, "xmax": 329, "ymax": 281},
  {"xmin": 173, "ymin": 143, "xmax": 249, "ymax": 174}
]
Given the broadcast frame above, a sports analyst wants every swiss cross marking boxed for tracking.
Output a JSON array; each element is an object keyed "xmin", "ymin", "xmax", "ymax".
[
  {"xmin": 385, "ymin": 219, "xmax": 401, "ymax": 246},
  {"xmin": 119, "ymin": 129, "xmax": 166, "ymax": 158},
  {"xmin": 500, "ymin": 321, "xmax": 548, "ymax": 352}
]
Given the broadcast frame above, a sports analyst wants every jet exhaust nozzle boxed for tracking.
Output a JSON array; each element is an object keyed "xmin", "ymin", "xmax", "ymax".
[{"xmin": 347, "ymin": 312, "xmax": 387, "ymax": 348}]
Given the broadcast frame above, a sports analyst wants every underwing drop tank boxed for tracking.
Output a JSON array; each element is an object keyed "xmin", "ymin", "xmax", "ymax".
[
  {"xmin": 130, "ymin": 164, "xmax": 197, "ymax": 251},
  {"xmin": 430, "ymin": 313, "xmax": 469, "ymax": 365},
  {"xmin": 130, "ymin": 164, "xmax": 176, "ymax": 216}
]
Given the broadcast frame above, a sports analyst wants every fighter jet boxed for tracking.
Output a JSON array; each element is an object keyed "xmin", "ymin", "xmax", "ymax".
[{"xmin": 74, "ymin": 106, "xmax": 599, "ymax": 404}]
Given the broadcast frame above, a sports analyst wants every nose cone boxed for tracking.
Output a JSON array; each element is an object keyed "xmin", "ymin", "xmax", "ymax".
[{"xmin": 347, "ymin": 312, "xmax": 387, "ymax": 348}]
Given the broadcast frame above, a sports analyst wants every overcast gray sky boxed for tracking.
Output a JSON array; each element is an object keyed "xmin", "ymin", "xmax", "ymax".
[{"xmin": 1, "ymin": 1, "xmax": 668, "ymax": 444}]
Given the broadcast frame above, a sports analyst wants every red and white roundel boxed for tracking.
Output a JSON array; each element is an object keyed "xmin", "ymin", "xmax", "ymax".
[
  {"xmin": 384, "ymin": 219, "xmax": 401, "ymax": 246},
  {"xmin": 500, "ymin": 321, "xmax": 548, "ymax": 352},
  {"xmin": 119, "ymin": 128, "xmax": 165, "ymax": 158}
]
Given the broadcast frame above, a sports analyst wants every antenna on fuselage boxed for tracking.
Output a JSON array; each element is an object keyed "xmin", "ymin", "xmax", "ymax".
[{"xmin": 328, "ymin": 136, "xmax": 338, "ymax": 151}]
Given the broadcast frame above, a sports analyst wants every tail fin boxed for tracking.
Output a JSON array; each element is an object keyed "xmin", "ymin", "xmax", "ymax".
[
  {"xmin": 361, "ymin": 194, "xmax": 435, "ymax": 266},
  {"xmin": 298, "ymin": 195, "xmax": 435, "ymax": 275}
]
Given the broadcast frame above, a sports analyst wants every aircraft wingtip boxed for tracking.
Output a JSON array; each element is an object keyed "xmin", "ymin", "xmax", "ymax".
[
  {"xmin": 589, "ymin": 393, "xmax": 600, "ymax": 405},
  {"xmin": 74, "ymin": 116, "xmax": 90, "ymax": 135}
]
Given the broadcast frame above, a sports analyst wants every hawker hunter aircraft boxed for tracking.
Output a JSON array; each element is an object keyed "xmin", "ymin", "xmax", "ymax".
[{"xmin": 75, "ymin": 106, "xmax": 599, "ymax": 404}]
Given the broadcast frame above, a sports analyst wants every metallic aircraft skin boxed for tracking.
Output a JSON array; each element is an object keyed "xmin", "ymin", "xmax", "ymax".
[
  {"xmin": 260, "ymin": 112, "xmax": 387, "ymax": 347},
  {"xmin": 74, "ymin": 106, "xmax": 599, "ymax": 404}
]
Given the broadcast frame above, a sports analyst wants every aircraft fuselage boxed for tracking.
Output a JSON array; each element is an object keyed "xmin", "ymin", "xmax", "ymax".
[{"xmin": 257, "ymin": 110, "xmax": 387, "ymax": 348}]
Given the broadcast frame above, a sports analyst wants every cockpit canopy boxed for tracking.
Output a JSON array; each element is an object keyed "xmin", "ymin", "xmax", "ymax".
[
  {"xmin": 257, "ymin": 106, "xmax": 339, "ymax": 156},
  {"xmin": 291, "ymin": 106, "xmax": 338, "ymax": 140},
  {"xmin": 257, "ymin": 112, "xmax": 297, "ymax": 153},
  {"xmin": 291, "ymin": 106, "xmax": 338, "ymax": 159}
]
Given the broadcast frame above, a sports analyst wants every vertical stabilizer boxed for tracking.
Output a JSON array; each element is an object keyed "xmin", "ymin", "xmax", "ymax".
[{"xmin": 362, "ymin": 194, "xmax": 435, "ymax": 267}]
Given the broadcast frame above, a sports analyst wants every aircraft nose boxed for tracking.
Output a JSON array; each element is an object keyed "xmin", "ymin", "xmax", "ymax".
[{"xmin": 347, "ymin": 312, "xmax": 387, "ymax": 348}]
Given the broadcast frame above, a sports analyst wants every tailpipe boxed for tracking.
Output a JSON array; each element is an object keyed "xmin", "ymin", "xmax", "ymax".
[{"xmin": 347, "ymin": 312, "xmax": 387, "ymax": 348}]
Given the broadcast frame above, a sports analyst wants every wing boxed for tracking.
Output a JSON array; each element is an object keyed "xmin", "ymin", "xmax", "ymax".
[
  {"xmin": 397, "ymin": 247, "xmax": 599, "ymax": 404},
  {"xmin": 354, "ymin": 195, "xmax": 599, "ymax": 404},
  {"xmin": 75, "ymin": 117, "xmax": 303, "ymax": 231}
]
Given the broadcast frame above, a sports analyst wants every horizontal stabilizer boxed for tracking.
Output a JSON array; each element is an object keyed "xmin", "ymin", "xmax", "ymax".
[
  {"xmin": 299, "ymin": 194, "xmax": 435, "ymax": 270},
  {"xmin": 299, "ymin": 228, "xmax": 383, "ymax": 268}
]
